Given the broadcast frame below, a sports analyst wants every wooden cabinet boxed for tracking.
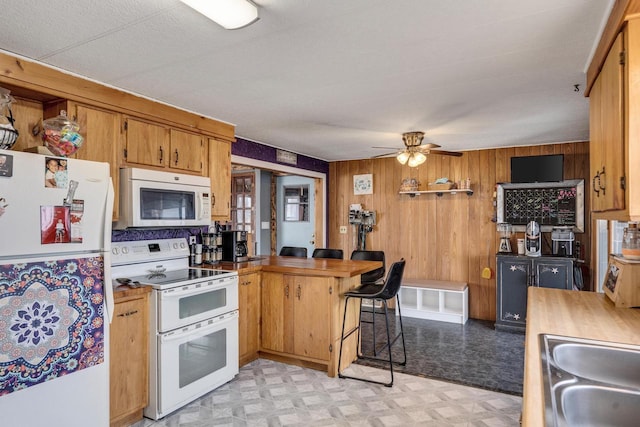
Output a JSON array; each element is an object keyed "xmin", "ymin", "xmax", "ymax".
[
  {"xmin": 208, "ymin": 137, "xmax": 231, "ymax": 220},
  {"xmin": 496, "ymin": 255, "xmax": 575, "ymax": 332},
  {"xmin": 169, "ymin": 128, "xmax": 205, "ymax": 173},
  {"xmin": 261, "ymin": 272, "xmax": 332, "ymax": 362},
  {"xmin": 590, "ymin": 32, "xmax": 625, "ymax": 213},
  {"xmin": 589, "ymin": 19, "xmax": 640, "ymax": 220},
  {"xmin": 9, "ymin": 96, "xmax": 43, "ymax": 152},
  {"xmin": 123, "ymin": 117, "xmax": 206, "ymax": 175},
  {"xmin": 110, "ymin": 287, "xmax": 150, "ymax": 427},
  {"xmin": 239, "ymin": 271, "xmax": 261, "ymax": 367},
  {"xmin": 44, "ymin": 101, "xmax": 121, "ymax": 220},
  {"xmin": 259, "ymin": 270, "xmax": 361, "ymax": 376}
]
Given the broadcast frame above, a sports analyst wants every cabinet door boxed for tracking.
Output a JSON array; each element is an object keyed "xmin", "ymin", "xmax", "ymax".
[
  {"xmin": 208, "ymin": 138, "xmax": 231, "ymax": 219},
  {"xmin": 110, "ymin": 296, "xmax": 148, "ymax": 424},
  {"xmin": 239, "ymin": 272, "xmax": 261, "ymax": 366},
  {"xmin": 260, "ymin": 272, "xmax": 293, "ymax": 353},
  {"xmin": 73, "ymin": 104, "xmax": 121, "ymax": 220},
  {"xmin": 124, "ymin": 118, "xmax": 168, "ymax": 168},
  {"xmin": 534, "ymin": 258, "xmax": 573, "ymax": 290},
  {"xmin": 591, "ymin": 32, "xmax": 625, "ymax": 212},
  {"xmin": 169, "ymin": 129, "xmax": 204, "ymax": 174},
  {"xmin": 10, "ymin": 96, "xmax": 43, "ymax": 152},
  {"xmin": 291, "ymin": 275, "xmax": 331, "ymax": 361},
  {"xmin": 496, "ymin": 256, "xmax": 530, "ymax": 328},
  {"xmin": 43, "ymin": 101, "xmax": 121, "ymax": 221}
]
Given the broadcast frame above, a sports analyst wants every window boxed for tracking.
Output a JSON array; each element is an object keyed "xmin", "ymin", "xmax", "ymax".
[
  {"xmin": 284, "ymin": 185, "xmax": 309, "ymax": 222},
  {"xmin": 230, "ymin": 174, "xmax": 254, "ymax": 233}
]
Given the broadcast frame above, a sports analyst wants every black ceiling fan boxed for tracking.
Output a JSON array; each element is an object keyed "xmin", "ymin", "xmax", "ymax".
[{"xmin": 372, "ymin": 131, "xmax": 462, "ymax": 166}]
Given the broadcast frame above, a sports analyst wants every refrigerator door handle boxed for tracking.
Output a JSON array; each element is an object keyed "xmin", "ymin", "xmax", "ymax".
[{"xmin": 103, "ymin": 177, "xmax": 115, "ymax": 323}]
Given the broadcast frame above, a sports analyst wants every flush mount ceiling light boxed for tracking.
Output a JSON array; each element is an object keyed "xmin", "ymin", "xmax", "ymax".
[{"xmin": 180, "ymin": 0, "xmax": 259, "ymax": 30}]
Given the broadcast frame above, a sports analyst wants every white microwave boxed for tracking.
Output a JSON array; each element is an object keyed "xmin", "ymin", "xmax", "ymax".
[{"xmin": 115, "ymin": 168, "xmax": 211, "ymax": 229}]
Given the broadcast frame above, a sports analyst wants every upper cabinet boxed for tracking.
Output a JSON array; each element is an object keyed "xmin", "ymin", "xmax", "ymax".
[
  {"xmin": 589, "ymin": 32, "xmax": 625, "ymax": 213},
  {"xmin": 44, "ymin": 101, "xmax": 121, "ymax": 221},
  {"xmin": 208, "ymin": 137, "xmax": 231, "ymax": 220},
  {"xmin": 589, "ymin": 19, "xmax": 640, "ymax": 220},
  {"xmin": 123, "ymin": 117, "xmax": 206, "ymax": 175}
]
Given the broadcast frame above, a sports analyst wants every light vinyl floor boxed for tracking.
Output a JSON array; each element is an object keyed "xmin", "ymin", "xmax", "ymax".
[{"xmin": 134, "ymin": 359, "xmax": 522, "ymax": 427}]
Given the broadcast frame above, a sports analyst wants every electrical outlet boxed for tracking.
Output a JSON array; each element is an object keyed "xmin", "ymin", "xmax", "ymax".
[
  {"xmin": 339, "ymin": 226, "xmax": 347, "ymax": 234},
  {"xmin": 189, "ymin": 236, "xmax": 197, "ymax": 244}
]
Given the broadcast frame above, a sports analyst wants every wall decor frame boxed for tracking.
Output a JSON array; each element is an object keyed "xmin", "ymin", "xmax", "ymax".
[{"xmin": 353, "ymin": 174, "xmax": 373, "ymax": 195}]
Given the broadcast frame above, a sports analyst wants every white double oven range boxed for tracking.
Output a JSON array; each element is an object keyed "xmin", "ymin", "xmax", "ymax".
[{"xmin": 111, "ymin": 238, "xmax": 239, "ymax": 420}]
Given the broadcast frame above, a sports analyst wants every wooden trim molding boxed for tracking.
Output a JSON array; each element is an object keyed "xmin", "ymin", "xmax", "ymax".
[{"xmin": 0, "ymin": 52, "xmax": 235, "ymax": 141}]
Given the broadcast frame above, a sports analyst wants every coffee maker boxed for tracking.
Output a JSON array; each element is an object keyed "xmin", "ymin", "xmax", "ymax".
[
  {"xmin": 221, "ymin": 230, "xmax": 248, "ymax": 262},
  {"xmin": 497, "ymin": 223, "xmax": 512, "ymax": 253},
  {"xmin": 525, "ymin": 221, "xmax": 541, "ymax": 257},
  {"xmin": 552, "ymin": 226, "xmax": 575, "ymax": 257}
]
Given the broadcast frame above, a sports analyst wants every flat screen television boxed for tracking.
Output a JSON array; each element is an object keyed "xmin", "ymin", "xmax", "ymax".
[{"xmin": 510, "ymin": 154, "xmax": 563, "ymax": 183}]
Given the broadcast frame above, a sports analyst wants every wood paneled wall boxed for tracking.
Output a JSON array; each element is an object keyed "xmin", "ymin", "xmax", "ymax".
[{"xmin": 328, "ymin": 142, "xmax": 590, "ymax": 321}]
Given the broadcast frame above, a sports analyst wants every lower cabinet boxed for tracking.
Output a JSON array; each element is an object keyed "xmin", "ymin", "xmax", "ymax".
[
  {"xmin": 496, "ymin": 255, "xmax": 575, "ymax": 332},
  {"xmin": 110, "ymin": 287, "xmax": 151, "ymax": 427},
  {"xmin": 239, "ymin": 271, "xmax": 261, "ymax": 367},
  {"xmin": 260, "ymin": 272, "xmax": 360, "ymax": 376},
  {"xmin": 261, "ymin": 273, "xmax": 331, "ymax": 360}
]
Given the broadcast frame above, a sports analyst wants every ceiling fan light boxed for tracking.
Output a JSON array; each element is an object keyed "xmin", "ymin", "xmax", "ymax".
[
  {"xmin": 180, "ymin": 0, "xmax": 259, "ymax": 29},
  {"xmin": 396, "ymin": 151, "xmax": 410, "ymax": 165},
  {"xmin": 407, "ymin": 152, "xmax": 427, "ymax": 167}
]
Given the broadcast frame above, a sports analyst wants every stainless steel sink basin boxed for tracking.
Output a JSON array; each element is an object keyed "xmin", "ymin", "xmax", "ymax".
[
  {"xmin": 558, "ymin": 384, "xmax": 640, "ymax": 427},
  {"xmin": 552, "ymin": 342, "xmax": 640, "ymax": 389},
  {"xmin": 540, "ymin": 334, "xmax": 640, "ymax": 427}
]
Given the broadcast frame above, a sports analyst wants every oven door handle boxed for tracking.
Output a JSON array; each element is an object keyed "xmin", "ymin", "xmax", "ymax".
[
  {"xmin": 160, "ymin": 311, "xmax": 237, "ymax": 343},
  {"xmin": 160, "ymin": 278, "xmax": 236, "ymax": 298}
]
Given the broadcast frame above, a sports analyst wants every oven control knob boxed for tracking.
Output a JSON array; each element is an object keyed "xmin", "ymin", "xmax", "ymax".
[
  {"xmin": 173, "ymin": 242, "xmax": 179, "ymax": 249},
  {"xmin": 112, "ymin": 247, "xmax": 119, "ymax": 255},
  {"xmin": 179, "ymin": 242, "xmax": 186, "ymax": 249},
  {"xmin": 122, "ymin": 247, "xmax": 129, "ymax": 254}
]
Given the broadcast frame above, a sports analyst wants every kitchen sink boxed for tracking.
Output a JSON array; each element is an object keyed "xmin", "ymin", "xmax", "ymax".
[
  {"xmin": 540, "ymin": 334, "xmax": 640, "ymax": 427},
  {"xmin": 551, "ymin": 341, "xmax": 640, "ymax": 389},
  {"xmin": 558, "ymin": 384, "xmax": 640, "ymax": 427}
]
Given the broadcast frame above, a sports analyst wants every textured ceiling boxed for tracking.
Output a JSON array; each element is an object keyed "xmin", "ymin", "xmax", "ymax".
[{"xmin": 0, "ymin": 0, "xmax": 612, "ymax": 161}]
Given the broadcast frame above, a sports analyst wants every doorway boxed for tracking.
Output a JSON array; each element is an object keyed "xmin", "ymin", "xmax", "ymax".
[
  {"xmin": 230, "ymin": 155, "xmax": 326, "ymax": 256},
  {"xmin": 276, "ymin": 176, "xmax": 316, "ymax": 256}
]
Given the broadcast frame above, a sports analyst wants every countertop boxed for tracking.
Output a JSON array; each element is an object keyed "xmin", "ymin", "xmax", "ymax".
[
  {"xmin": 522, "ymin": 287, "xmax": 640, "ymax": 426},
  {"xmin": 113, "ymin": 284, "xmax": 152, "ymax": 300},
  {"xmin": 202, "ymin": 255, "xmax": 382, "ymax": 278}
]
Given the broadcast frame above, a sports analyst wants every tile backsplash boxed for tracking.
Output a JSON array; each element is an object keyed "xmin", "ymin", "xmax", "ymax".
[{"xmin": 111, "ymin": 226, "xmax": 210, "ymax": 243}]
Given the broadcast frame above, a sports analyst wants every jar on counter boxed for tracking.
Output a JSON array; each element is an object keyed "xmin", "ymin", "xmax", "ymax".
[{"xmin": 622, "ymin": 223, "xmax": 640, "ymax": 260}]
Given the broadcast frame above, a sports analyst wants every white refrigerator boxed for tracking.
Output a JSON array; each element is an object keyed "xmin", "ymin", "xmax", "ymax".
[{"xmin": 0, "ymin": 149, "xmax": 113, "ymax": 427}]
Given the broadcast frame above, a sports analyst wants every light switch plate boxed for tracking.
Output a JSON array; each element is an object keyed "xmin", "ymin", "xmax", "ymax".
[{"xmin": 189, "ymin": 236, "xmax": 197, "ymax": 244}]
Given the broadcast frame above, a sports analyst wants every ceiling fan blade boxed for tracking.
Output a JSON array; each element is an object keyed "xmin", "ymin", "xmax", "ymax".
[
  {"xmin": 428, "ymin": 149, "xmax": 463, "ymax": 157},
  {"xmin": 371, "ymin": 151, "xmax": 400, "ymax": 158},
  {"xmin": 372, "ymin": 146, "xmax": 401, "ymax": 150},
  {"xmin": 414, "ymin": 143, "xmax": 441, "ymax": 150}
]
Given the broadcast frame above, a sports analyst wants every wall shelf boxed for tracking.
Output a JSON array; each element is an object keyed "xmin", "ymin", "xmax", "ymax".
[{"xmin": 399, "ymin": 189, "xmax": 474, "ymax": 198}]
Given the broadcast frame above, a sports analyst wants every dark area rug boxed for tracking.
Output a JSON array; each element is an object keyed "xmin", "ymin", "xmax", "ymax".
[{"xmin": 354, "ymin": 311, "xmax": 525, "ymax": 396}]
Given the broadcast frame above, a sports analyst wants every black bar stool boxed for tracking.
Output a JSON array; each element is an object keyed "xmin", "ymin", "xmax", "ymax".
[
  {"xmin": 337, "ymin": 259, "xmax": 407, "ymax": 387},
  {"xmin": 279, "ymin": 246, "xmax": 307, "ymax": 257},
  {"xmin": 350, "ymin": 250, "xmax": 385, "ymax": 354},
  {"xmin": 312, "ymin": 248, "xmax": 344, "ymax": 259}
]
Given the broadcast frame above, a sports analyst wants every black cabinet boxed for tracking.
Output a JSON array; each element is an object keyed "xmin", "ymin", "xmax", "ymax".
[{"xmin": 496, "ymin": 255, "xmax": 575, "ymax": 332}]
